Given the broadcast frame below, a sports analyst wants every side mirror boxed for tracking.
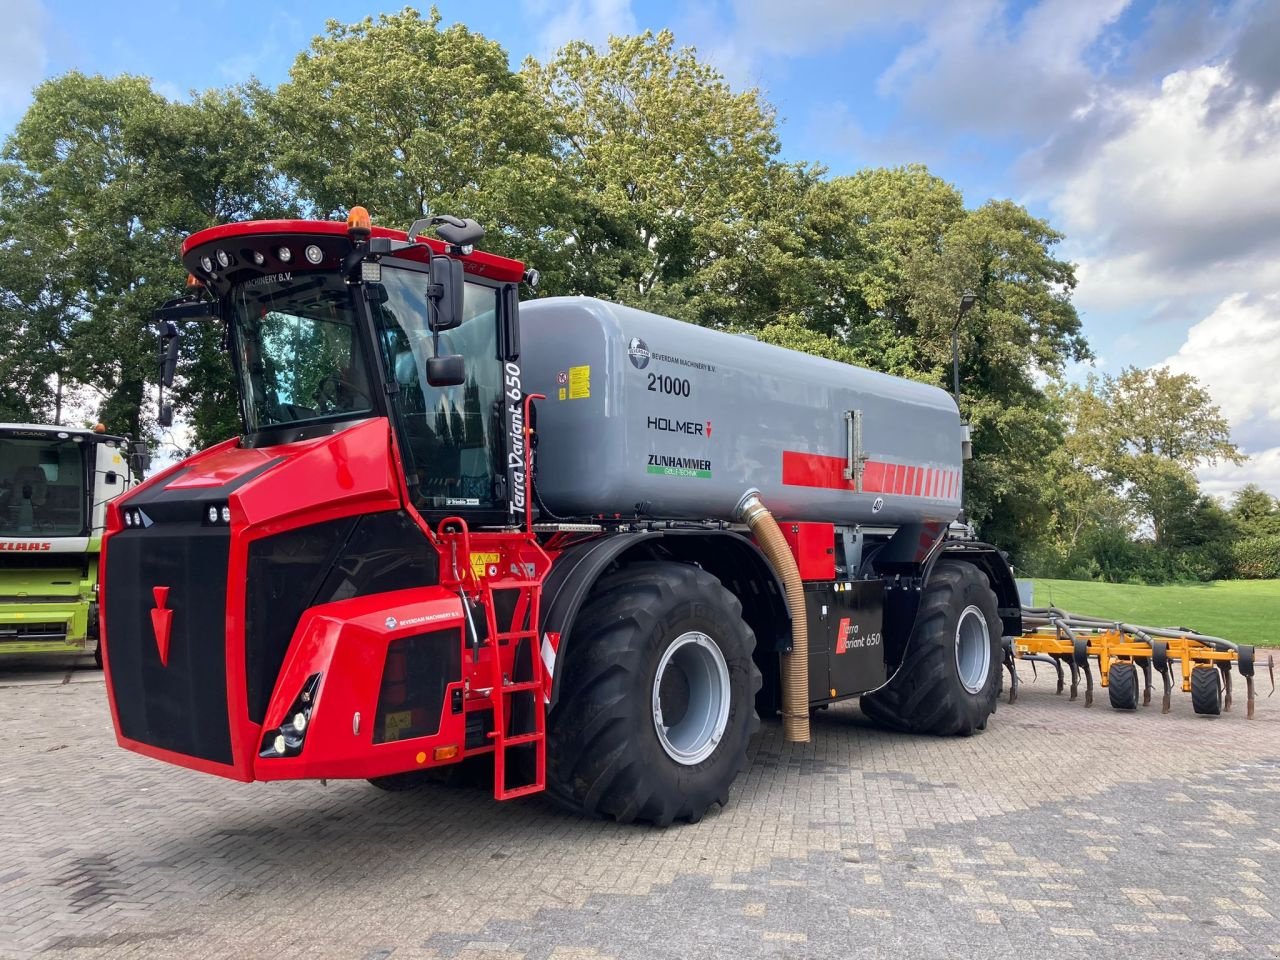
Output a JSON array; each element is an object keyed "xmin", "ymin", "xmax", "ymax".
[
  {"xmin": 129, "ymin": 440, "xmax": 151, "ymax": 477},
  {"xmin": 158, "ymin": 402, "xmax": 173, "ymax": 428},
  {"xmin": 103, "ymin": 471, "xmax": 118, "ymax": 485},
  {"xmin": 160, "ymin": 321, "xmax": 180, "ymax": 388},
  {"xmin": 426, "ymin": 355, "xmax": 466, "ymax": 387},
  {"xmin": 431, "ymin": 257, "xmax": 465, "ymax": 331}
]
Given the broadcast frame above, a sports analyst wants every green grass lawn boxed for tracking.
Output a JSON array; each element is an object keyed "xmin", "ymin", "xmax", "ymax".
[{"xmin": 1028, "ymin": 578, "xmax": 1280, "ymax": 648}]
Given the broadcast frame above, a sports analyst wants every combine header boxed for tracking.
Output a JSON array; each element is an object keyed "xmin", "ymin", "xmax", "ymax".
[{"xmin": 1010, "ymin": 608, "xmax": 1274, "ymax": 719}]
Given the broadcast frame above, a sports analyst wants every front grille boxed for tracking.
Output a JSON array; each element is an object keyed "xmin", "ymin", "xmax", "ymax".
[
  {"xmin": 0, "ymin": 622, "xmax": 68, "ymax": 642},
  {"xmin": 104, "ymin": 525, "xmax": 232, "ymax": 765}
]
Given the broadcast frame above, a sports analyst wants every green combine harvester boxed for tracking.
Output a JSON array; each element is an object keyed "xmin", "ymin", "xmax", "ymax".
[{"xmin": 0, "ymin": 423, "xmax": 147, "ymax": 665}]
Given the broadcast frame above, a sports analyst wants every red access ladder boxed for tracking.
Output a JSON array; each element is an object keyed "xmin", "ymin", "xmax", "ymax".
[{"xmin": 478, "ymin": 570, "xmax": 546, "ymax": 800}]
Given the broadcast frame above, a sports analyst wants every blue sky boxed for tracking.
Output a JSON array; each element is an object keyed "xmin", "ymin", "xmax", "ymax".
[{"xmin": 4, "ymin": 0, "xmax": 1279, "ymax": 495}]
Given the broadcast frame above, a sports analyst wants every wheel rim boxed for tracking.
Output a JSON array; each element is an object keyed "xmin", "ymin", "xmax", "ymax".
[
  {"xmin": 652, "ymin": 631, "xmax": 731, "ymax": 765},
  {"xmin": 954, "ymin": 605, "xmax": 991, "ymax": 695}
]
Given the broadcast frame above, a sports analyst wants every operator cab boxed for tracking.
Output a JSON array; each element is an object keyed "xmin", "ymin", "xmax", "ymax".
[{"xmin": 167, "ymin": 210, "xmax": 529, "ymax": 527}]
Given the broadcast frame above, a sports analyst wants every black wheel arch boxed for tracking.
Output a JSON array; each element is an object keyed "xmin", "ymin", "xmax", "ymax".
[
  {"xmin": 871, "ymin": 526, "xmax": 1023, "ymax": 672},
  {"xmin": 541, "ymin": 529, "xmax": 791, "ymax": 709}
]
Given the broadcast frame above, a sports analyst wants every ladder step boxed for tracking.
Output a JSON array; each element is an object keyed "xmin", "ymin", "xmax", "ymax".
[
  {"xmin": 499, "ymin": 733, "xmax": 544, "ymax": 746},
  {"xmin": 499, "ymin": 681, "xmax": 542, "ymax": 694},
  {"xmin": 497, "ymin": 782, "xmax": 544, "ymax": 800}
]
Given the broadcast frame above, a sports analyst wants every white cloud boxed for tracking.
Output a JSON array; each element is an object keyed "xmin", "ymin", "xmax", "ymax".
[
  {"xmin": 877, "ymin": 0, "xmax": 1129, "ymax": 140},
  {"xmin": 1164, "ymin": 290, "xmax": 1280, "ymax": 438},
  {"xmin": 522, "ymin": 0, "xmax": 637, "ymax": 57},
  {"xmin": 1052, "ymin": 66, "xmax": 1280, "ymax": 297},
  {"xmin": 0, "ymin": 0, "xmax": 47, "ymax": 117},
  {"xmin": 1198, "ymin": 447, "xmax": 1280, "ymax": 501},
  {"xmin": 1162, "ymin": 292, "xmax": 1280, "ymax": 499}
]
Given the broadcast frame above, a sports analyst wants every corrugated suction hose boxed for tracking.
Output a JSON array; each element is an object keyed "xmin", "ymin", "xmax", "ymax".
[{"xmin": 736, "ymin": 490, "xmax": 810, "ymax": 743}]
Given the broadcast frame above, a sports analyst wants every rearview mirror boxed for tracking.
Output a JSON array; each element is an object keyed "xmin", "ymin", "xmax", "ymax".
[
  {"xmin": 158, "ymin": 402, "xmax": 173, "ymax": 428},
  {"xmin": 160, "ymin": 321, "xmax": 180, "ymax": 388},
  {"xmin": 431, "ymin": 257, "xmax": 465, "ymax": 331},
  {"xmin": 426, "ymin": 355, "xmax": 466, "ymax": 387},
  {"xmin": 129, "ymin": 440, "xmax": 151, "ymax": 477}
]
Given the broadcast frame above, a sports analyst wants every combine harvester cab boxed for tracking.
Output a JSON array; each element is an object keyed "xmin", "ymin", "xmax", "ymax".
[
  {"xmin": 102, "ymin": 207, "xmax": 1037, "ymax": 824},
  {"xmin": 0, "ymin": 423, "xmax": 146, "ymax": 663}
]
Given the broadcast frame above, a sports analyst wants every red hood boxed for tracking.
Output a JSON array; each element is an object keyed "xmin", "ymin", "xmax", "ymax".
[{"xmin": 114, "ymin": 419, "xmax": 402, "ymax": 530}]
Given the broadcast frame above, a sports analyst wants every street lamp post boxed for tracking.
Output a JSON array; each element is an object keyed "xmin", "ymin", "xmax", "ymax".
[{"xmin": 952, "ymin": 292, "xmax": 977, "ymax": 463}]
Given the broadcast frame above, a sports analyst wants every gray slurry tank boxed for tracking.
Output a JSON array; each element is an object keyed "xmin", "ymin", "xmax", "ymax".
[{"xmin": 520, "ymin": 297, "xmax": 964, "ymax": 526}]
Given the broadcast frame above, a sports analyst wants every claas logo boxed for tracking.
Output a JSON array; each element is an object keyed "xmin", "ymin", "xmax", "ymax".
[{"xmin": 0, "ymin": 541, "xmax": 53, "ymax": 551}]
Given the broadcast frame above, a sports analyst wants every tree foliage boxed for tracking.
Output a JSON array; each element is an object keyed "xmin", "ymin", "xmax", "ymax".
[
  {"xmin": 0, "ymin": 75, "xmax": 288, "ymax": 447},
  {"xmin": 524, "ymin": 30, "xmax": 788, "ymax": 320},
  {"xmin": 269, "ymin": 8, "xmax": 561, "ymax": 273}
]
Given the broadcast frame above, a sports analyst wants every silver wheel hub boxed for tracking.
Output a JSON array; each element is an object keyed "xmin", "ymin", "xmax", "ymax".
[
  {"xmin": 652, "ymin": 631, "xmax": 731, "ymax": 765},
  {"xmin": 955, "ymin": 605, "xmax": 991, "ymax": 695}
]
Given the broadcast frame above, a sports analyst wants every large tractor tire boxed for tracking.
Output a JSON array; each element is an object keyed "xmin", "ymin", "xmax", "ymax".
[
  {"xmin": 859, "ymin": 560, "xmax": 1002, "ymax": 736},
  {"xmin": 1107, "ymin": 661, "xmax": 1139, "ymax": 711},
  {"xmin": 545, "ymin": 562, "xmax": 761, "ymax": 826},
  {"xmin": 1191, "ymin": 665, "xmax": 1222, "ymax": 716}
]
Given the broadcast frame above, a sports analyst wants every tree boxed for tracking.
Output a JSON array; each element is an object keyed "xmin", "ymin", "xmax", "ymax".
[
  {"xmin": 1231, "ymin": 484, "xmax": 1280, "ymax": 536},
  {"xmin": 0, "ymin": 74, "xmax": 288, "ymax": 444},
  {"xmin": 754, "ymin": 166, "xmax": 1090, "ymax": 561},
  {"xmin": 268, "ymin": 7, "xmax": 562, "ymax": 275},
  {"xmin": 524, "ymin": 30, "xmax": 787, "ymax": 320},
  {"xmin": 1067, "ymin": 367, "xmax": 1243, "ymax": 546}
]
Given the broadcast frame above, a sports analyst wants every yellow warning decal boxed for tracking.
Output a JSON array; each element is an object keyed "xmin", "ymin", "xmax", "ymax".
[
  {"xmin": 568, "ymin": 364, "xmax": 591, "ymax": 399},
  {"xmin": 383, "ymin": 710, "xmax": 413, "ymax": 740},
  {"xmin": 470, "ymin": 551, "xmax": 500, "ymax": 579}
]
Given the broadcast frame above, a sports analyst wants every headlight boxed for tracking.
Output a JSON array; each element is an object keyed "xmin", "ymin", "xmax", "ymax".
[
  {"xmin": 277, "ymin": 246, "xmax": 292, "ymax": 263},
  {"xmin": 305, "ymin": 244, "xmax": 323, "ymax": 264}
]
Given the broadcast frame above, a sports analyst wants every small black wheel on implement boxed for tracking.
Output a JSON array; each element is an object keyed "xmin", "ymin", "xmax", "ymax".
[
  {"xmin": 545, "ymin": 562, "xmax": 761, "ymax": 826},
  {"xmin": 859, "ymin": 560, "xmax": 1002, "ymax": 736},
  {"xmin": 1107, "ymin": 661, "xmax": 1139, "ymax": 711},
  {"xmin": 1190, "ymin": 665, "xmax": 1222, "ymax": 716}
]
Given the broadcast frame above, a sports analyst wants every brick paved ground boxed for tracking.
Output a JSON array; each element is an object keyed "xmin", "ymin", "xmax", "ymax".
[{"xmin": 1, "ymin": 654, "xmax": 1277, "ymax": 959}]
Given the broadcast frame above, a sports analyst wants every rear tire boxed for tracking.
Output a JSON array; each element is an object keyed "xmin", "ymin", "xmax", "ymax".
[
  {"xmin": 1191, "ymin": 666, "xmax": 1222, "ymax": 716},
  {"xmin": 1107, "ymin": 661, "xmax": 1138, "ymax": 710},
  {"xmin": 545, "ymin": 562, "xmax": 761, "ymax": 825},
  {"xmin": 859, "ymin": 560, "xmax": 1001, "ymax": 736}
]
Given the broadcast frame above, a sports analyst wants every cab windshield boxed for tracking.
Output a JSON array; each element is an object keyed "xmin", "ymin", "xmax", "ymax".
[
  {"xmin": 230, "ymin": 274, "xmax": 375, "ymax": 433},
  {"xmin": 371, "ymin": 267, "xmax": 503, "ymax": 512},
  {"xmin": 0, "ymin": 436, "xmax": 86, "ymax": 536}
]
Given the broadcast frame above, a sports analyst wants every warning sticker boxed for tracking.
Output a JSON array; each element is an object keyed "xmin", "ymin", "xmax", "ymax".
[
  {"xmin": 383, "ymin": 710, "xmax": 413, "ymax": 740},
  {"xmin": 568, "ymin": 364, "xmax": 590, "ymax": 399},
  {"xmin": 470, "ymin": 551, "xmax": 500, "ymax": 579}
]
